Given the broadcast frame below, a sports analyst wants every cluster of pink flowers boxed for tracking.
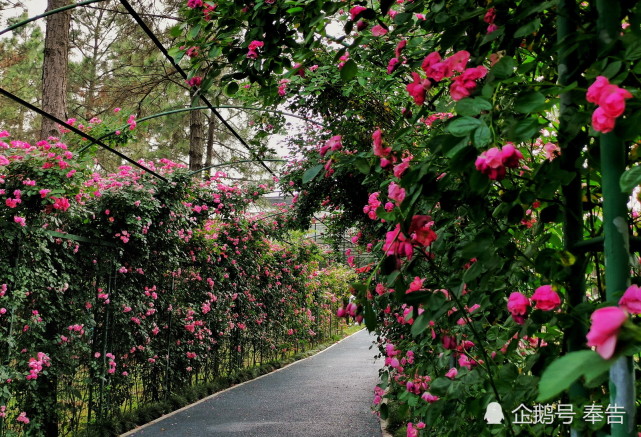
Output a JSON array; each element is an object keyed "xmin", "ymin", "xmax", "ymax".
[
  {"xmin": 186, "ymin": 0, "xmax": 203, "ymax": 8},
  {"xmin": 373, "ymin": 386, "xmax": 385, "ymax": 405},
  {"xmin": 277, "ymin": 79, "xmax": 290, "ymax": 97},
  {"xmin": 372, "ymin": 128, "xmax": 392, "ymax": 162},
  {"xmin": 586, "ymin": 76, "xmax": 633, "ymax": 133},
  {"xmin": 348, "ymin": 6, "xmax": 370, "ymax": 31},
  {"xmin": 507, "ymin": 285, "xmax": 561, "ymax": 324},
  {"xmin": 186, "ymin": 76, "xmax": 203, "ymax": 87},
  {"xmin": 387, "ymin": 182, "xmax": 405, "ymax": 206},
  {"xmin": 484, "ymin": 7, "xmax": 498, "ymax": 33},
  {"xmin": 382, "ymin": 215, "xmax": 437, "ymax": 259},
  {"xmin": 387, "ymin": 40, "xmax": 407, "ymax": 74},
  {"xmin": 363, "ymin": 192, "xmax": 382, "ymax": 220},
  {"xmin": 127, "ymin": 114, "xmax": 136, "ymax": 130},
  {"xmin": 406, "ymin": 50, "xmax": 487, "ymax": 104},
  {"xmin": 371, "ymin": 24, "xmax": 387, "ymax": 36},
  {"xmin": 338, "ymin": 51, "xmax": 350, "ymax": 69},
  {"xmin": 106, "ymin": 353, "xmax": 117, "ymax": 373},
  {"xmin": 586, "ymin": 285, "xmax": 641, "ymax": 359},
  {"xmin": 247, "ymin": 40, "xmax": 264, "ymax": 59},
  {"xmin": 475, "ymin": 143, "xmax": 524, "ymax": 180},
  {"xmin": 421, "ymin": 112, "xmax": 454, "ymax": 127},
  {"xmin": 319, "ymin": 135, "xmax": 342, "ymax": 157},
  {"xmin": 26, "ymin": 352, "xmax": 51, "ymax": 380},
  {"xmin": 406, "ymin": 421, "xmax": 426, "ymax": 437}
]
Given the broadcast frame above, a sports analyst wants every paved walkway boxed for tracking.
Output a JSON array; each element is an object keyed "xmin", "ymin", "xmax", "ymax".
[{"xmin": 125, "ymin": 329, "xmax": 382, "ymax": 437}]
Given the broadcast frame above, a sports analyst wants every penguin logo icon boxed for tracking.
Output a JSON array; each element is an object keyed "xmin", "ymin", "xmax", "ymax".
[{"xmin": 484, "ymin": 402, "xmax": 505, "ymax": 424}]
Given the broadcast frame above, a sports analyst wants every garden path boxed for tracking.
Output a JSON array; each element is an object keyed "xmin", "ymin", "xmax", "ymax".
[{"xmin": 123, "ymin": 329, "xmax": 382, "ymax": 437}]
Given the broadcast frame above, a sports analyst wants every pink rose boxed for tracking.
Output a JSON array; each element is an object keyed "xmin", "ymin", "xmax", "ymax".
[
  {"xmin": 619, "ymin": 284, "xmax": 641, "ymax": 314},
  {"xmin": 371, "ymin": 24, "xmax": 388, "ymax": 36},
  {"xmin": 445, "ymin": 367, "xmax": 458, "ymax": 379},
  {"xmin": 349, "ymin": 5, "xmax": 367, "ymax": 21},
  {"xmin": 421, "ymin": 52, "xmax": 443, "ymax": 80},
  {"xmin": 409, "ymin": 215, "xmax": 437, "ymax": 247},
  {"xmin": 598, "ymin": 84, "xmax": 633, "ymax": 117},
  {"xmin": 382, "ymin": 224, "xmax": 413, "ymax": 258},
  {"xmin": 387, "ymin": 57, "xmax": 401, "ymax": 74},
  {"xmin": 395, "ymin": 40, "xmax": 407, "ymax": 57},
  {"xmin": 248, "ymin": 40, "xmax": 264, "ymax": 51},
  {"xmin": 508, "ymin": 292, "xmax": 529, "ymax": 324},
  {"xmin": 372, "ymin": 128, "xmax": 391, "ymax": 157},
  {"xmin": 586, "ymin": 76, "xmax": 610, "ymax": 104},
  {"xmin": 449, "ymin": 78, "xmax": 470, "ymax": 101},
  {"xmin": 531, "ymin": 285, "xmax": 561, "ymax": 311},
  {"xmin": 388, "ymin": 182, "xmax": 406, "ymax": 204},
  {"xmin": 501, "ymin": 143, "xmax": 524, "ymax": 168},
  {"xmin": 586, "ymin": 306, "xmax": 627, "ymax": 359},
  {"xmin": 592, "ymin": 107, "xmax": 616, "ymax": 133},
  {"xmin": 406, "ymin": 72, "xmax": 431, "ymax": 105},
  {"xmin": 483, "ymin": 7, "xmax": 496, "ymax": 24},
  {"xmin": 444, "ymin": 50, "xmax": 470, "ymax": 74},
  {"xmin": 421, "ymin": 392, "xmax": 439, "ymax": 403}
]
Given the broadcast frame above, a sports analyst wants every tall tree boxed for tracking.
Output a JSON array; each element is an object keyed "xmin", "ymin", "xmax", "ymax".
[{"xmin": 39, "ymin": 0, "xmax": 71, "ymax": 139}]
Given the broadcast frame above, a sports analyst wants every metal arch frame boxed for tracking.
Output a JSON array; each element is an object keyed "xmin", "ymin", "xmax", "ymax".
[{"xmin": 78, "ymin": 106, "xmax": 326, "ymax": 153}]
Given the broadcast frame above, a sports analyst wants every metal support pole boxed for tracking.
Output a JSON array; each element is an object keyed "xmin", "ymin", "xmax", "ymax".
[{"xmin": 596, "ymin": 1, "xmax": 636, "ymax": 434}]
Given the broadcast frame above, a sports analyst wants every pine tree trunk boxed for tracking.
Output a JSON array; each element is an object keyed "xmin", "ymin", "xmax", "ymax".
[
  {"xmin": 204, "ymin": 113, "xmax": 215, "ymax": 177},
  {"xmin": 189, "ymin": 92, "xmax": 205, "ymax": 172},
  {"xmin": 40, "ymin": 0, "xmax": 71, "ymax": 140}
]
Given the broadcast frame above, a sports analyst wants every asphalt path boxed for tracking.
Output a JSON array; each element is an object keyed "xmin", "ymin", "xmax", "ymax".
[{"xmin": 124, "ymin": 329, "xmax": 382, "ymax": 437}]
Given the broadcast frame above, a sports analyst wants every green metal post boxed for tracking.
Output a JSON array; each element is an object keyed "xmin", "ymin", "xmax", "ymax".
[
  {"xmin": 600, "ymin": 131, "xmax": 636, "ymax": 436},
  {"xmin": 597, "ymin": 3, "xmax": 636, "ymax": 435}
]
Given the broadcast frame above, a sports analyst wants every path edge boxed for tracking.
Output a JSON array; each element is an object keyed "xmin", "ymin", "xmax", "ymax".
[{"xmin": 120, "ymin": 328, "xmax": 367, "ymax": 436}]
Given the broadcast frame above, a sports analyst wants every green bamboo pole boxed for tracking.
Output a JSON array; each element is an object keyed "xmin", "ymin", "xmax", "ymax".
[
  {"xmin": 557, "ymin": 2, "xmax": 587, "ymax": 436},
  {"xmin": 596, "ymin": 1, "xmax": 636, "ymax": 435}
]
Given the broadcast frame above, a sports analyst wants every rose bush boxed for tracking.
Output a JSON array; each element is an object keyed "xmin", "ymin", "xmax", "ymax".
[{"xmin": 0, "ymin": 133, "xmax": 354, "ymax": 435}]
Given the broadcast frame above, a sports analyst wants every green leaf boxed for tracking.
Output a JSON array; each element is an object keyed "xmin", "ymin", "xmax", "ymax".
[
  {"xmin": 448, "ymin": 116, "xmax": 482, "ymax": 137},
  {"xmin": 509, "ymin": 118, "xmax": 539, "ymax": 141},
  {"xmin": 473, "ymin": 123, "xmax": 491, "ymax": 148},
  {"xmin": 455, "ymin": 97, "xmax": 492, "ymax": 117},
  {"xmin": 411, "ymin": 313, "xmax": 430, "ymax": 337},
  {"xmin": 602, "ymin": 60, "xmax": 623, "ymax": 79},
  {"xmin": 224, "ymin": 81, "xmax": 239, "ymax": 96},
  {"xmin": 462, "ymin": 260, "xmax": 483, "ymax": 282},
  {"xmin": 340, "ymin": 60, "xmax": 358, "ymax": 81},
  {"xmin": 393, "ymin": 12, "xmax": 412, "ymax": 25},
  {"xmin": 514, "ymin": 92, "xmax": 546, "ymax": 113},
  {"xmin": 354, "ymin": 157, "xmax": 370, "ymax": 174},
  {"xmin": 302, "ymin": 164, "xmax": 323, "ymax": 184},
  {"xmin": 514, "ymin": 18, "xmax": 541, "ymax": 38},
  {"xmin": 188, "ymin": 23, "xmax": 201, "ymax": 40},
  {"xmin": 620, "ymin": 165, "xmax": 641, "ymax": 193},
  {"xmin": 364, "ymin": 301, "xmax": 376, "ymax": 331},
  {"xmin": 537, "ymin": 350, "xmax": 612, "ymax": 402},
  {"xmin": 492, "ymin": 56, "xmax": 515, "ymax": 79},
  {"xmin": 286, "ymin": 6, "xmax": 303, "ymax": 13},
  {"xmin": 169, "ymin": 25, "xmax": 183, "ymax": 38},
  {"xmin": 167, "ymin": 46, "xmax": 184, "ymax": 63}
]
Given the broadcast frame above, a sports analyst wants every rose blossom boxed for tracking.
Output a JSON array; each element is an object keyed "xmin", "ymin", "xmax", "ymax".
[
  {"xmin": 586, "ymin": 306, "xmax": 627, "ymax": 359},
  {"xmin": 530, "ymin": 285, "xmax": 561, "ymax": 311}
]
